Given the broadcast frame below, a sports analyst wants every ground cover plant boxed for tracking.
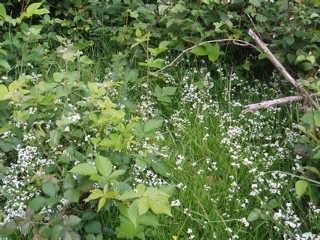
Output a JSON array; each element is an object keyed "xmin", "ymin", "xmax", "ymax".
[{"xmin": 0, "ymin": 0, "xmax": 320, "ymax": 239}]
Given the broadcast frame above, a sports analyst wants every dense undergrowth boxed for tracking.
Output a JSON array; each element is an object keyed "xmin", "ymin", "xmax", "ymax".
[{"xmin": 1, "ymin": 0, "xmax": 320, "ymax": 239}]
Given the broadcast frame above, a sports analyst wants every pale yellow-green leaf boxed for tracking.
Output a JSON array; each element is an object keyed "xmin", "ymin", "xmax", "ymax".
[
  {"xmin": 128, "ymin": 200, "xmax": 140, "ymax": 228},
  {"xmin": 136, "ymin": 184, "xmax": 146, "ymax": 197},
  {"xmin": 98, "ymin": 197, "xmax": 106, "ymax": 212},
  {"xmin": 84, "ymin": 189, "xmax": 104, "ymax": 201},
  {"xmin": 119, "ymin": 190, "xmax": 139, "ymax": 200},
  {"xmin": 295, "ymin": 180, "xmax": 309, "ymax": 197},
  {"xmin": 138, "ymin": 197, "xmax": 149, "ymax": 216}
]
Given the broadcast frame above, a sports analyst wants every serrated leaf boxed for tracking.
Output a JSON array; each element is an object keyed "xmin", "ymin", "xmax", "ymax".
[
  {"xmin": 138, "ymin": 197, "xmax": 149, "ymax": 216},
  {"xmin": 148, "ymin": 193, "xmax": 172, "ymax": 216},
  {"xmin": 64, "ymin": 189, "xmax": 80, "ymax": 202},
  {"xmin": 63, "ymin": 215, "xmax": 82, "ymax": 227},
  {"xmin": 301, "ymin": 110, "xmax": 320, "ymax": 128},
  {"xmin": 84, "ymin": 189, "xmax": 104, "ymax": 201},
  {"xmin": 140, "ymin": 214, "xmax": 161, "ymax": 227},
  {"xmin": 0, "ymin": 222, "xmax": 17, "ymax": 235},
  {"xmin": 51, "ymin": 224, "xmax": 64, "ymax": 240},
  {"xmin": 116, "ymin": 216, "xmax": 145, "ymax": 238},
  {"xmin": 128, "ymin": 200, "xmax": 140, "ymax": 228},
  {"xmin": 109, "ymin": 169, "xmax": 126, "ymax": 179},
  {"xmin": 95, "ymin": 155, "xmax": 112, "ymax": 177},
  {"xmin": 152, "ymin": 161, "xmax": 168, "ymax": 176},
  {"xmin": 63, "ymin": 174, "xmax": 75, "ymax": 189},
  {"xmin": 136, "ymin": 184, "xmax": 146, "ymax": 197},
  {"xmin": 29, "ymin": 197, "xmax": 47, "ymax": 211},
  {"xmin": 89, "ymin": 173, "xmax": 107, "ymax": 182},
  {"xmin": 42, "ymin": 182, "xmax": 60, "ymax": 197},
  {"xmin": 82, "ymin": 212, "xmax": 97, "ymax": 221},
  {"xmin": 295, "ymin": 180, "xmax": 309, "ymax": 197},
  {"xmin": 69, "ymin": 163, "xmax": 97, "ymax": 175},
  {"xmin": 144, "ymin": 118, "xmax": 163, "ymax": 133},
  {"xmin": 119, "ymin": 190, "xmax": 139, "ymax": 200},
  {"xmin": 85, "ymin": 221, "xmax": 102, "ymax": 234},
  {"xmin": 163, "ymin": 87, "xmax": 177, "ymax": 95},
  {"xmin": 63, "ymin": 230, "xmax": 81, "ymax": 240},
  {"xmin": 98, "ymin": 197, "xmax": 106, "ymax": 212}
]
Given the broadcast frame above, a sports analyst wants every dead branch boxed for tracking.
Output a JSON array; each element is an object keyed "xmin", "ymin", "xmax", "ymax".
[
  {"xmin": 248, "ymin": 29, "xmax": 318, "ymax": 110},
  {"xmin": 151, "ymin": 39, "xmax": 257, "ymax": 75},
  {"xmin": 241, "ymin": 95, "xmax": 305, "ymax": 114}
]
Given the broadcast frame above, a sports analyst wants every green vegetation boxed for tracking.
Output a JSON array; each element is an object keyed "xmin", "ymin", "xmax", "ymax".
[{"xmin": 0, "ymin": 0, "xmax": 320, "ymax": 239}]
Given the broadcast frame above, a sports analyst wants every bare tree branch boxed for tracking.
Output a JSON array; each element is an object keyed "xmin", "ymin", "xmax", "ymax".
[
  {"xmin": 151, "ymin": 39, "xmax": 257, "ymax": 75},
  {"xmin": 248, "ymin": 29, "xmax": 318, "ymax": 110},
  {"xmin": 241, "ymin": 95, "xmax": 306, "ymax": 114}
]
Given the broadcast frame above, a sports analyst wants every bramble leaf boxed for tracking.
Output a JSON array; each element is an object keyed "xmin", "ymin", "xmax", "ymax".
[{"xmin": 69, "ymin": 163, "xmax": 97, "ymax": 175}]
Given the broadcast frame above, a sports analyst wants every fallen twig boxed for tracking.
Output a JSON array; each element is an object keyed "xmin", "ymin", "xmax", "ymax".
[
  {"xmin": 241, "ymin": 95, "xmax": 306, "ymax": 114},
  {"xmin": 248, "ymin": 29, "xmax": 318, "ymax": 110}
]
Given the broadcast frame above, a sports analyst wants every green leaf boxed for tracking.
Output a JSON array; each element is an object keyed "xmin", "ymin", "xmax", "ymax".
[
  {"xmin": 49, "ymin": 129, "xmax": 62, "ymax": 148},
  {"xmin": 85, "ymin": 221, "xmax": 102, "ymax": 234},
  {"xmin": 144, "ymin": 118, "xmax": 163, "ymax": 133},
  {"xmin": 42, "ymin": 182, "xmax": 60, "ymax": 197},
  {"xmin": 63, "ymin": 215, "xmax": 82, "ymax": 227},
  {"xmin": 128, "ymin": 200, "xmax": 140, "ymax": 228},
  {"xmin": 98, "ymin": 197, "xmax": 107, "ymax": 212},
  {"xmin": 267, "ymin": 199, "xmax": 280, "ymax": 209},
  {"xmin": 0, "ymin": 59, "xmax": 11, "ymax": 71},
  {"xmin": 64, "ymin": 189, "xmax": 80, "ymax": 202},
  {"xmin": 63, "ymin": 173, "xmax": 75, "ymax": 189},
  {"xmin": 0, "ymin": 3, "xmax": 7, "ymax": 17},
  {"xmin": 138, "ymin": 197, "xmax": 149, "ymax": 216},
  {"xmin": 295, "ymin": 180, "xmax": 309, "ymax": 197},
  {"xmin": 283, "ymin": 36, "xmax": 295, "ymax": 46},
  {"xmin": 152, "ymin": 161, "xmax": 168, "ymax": 176},
  {"xmin": 0, "ymin": 85, "xmax": 10, "ymax": 100},
  {"xmin": 89, "ymin": 173, "xmax": 107, "ymax": 182},
  {"xmin": 51, "ymin": 225, "xmax": 64, "ymax": 240},
  {"xmin": 140, "ymin": 214, "xmax": 161, "ymax": 227},
  {"xmin": 162, "ymin": 87, "xmax": 177, "ymax": 96},
  {"xmin": 300, "ymin": 110, "xmax": 320, "ymax": 128},
  {"xmin": 80, "ymin": 56, "xmax": 94, "ymax": 64},
  {"xmin": 82, "ymin": 212, "xmax": 97, "ymax": 221},
  {"xmin": 63, "ymin": 231, "xmax": 81, "ymax": 240},
  {"xmin": 53, "ymin": 72, "xmax": 65, "ymax": 82},
  {"xmin": 95, "ymin": 155, "xmax": 112, "ymax": 177},
  {"xmin": 190, "ymin": 45, "xmax": 208, "ymax": 56},
  {"xmin": 29, "ymin": 197, "xmax": 47, "ymax": 211},
  {"xmin": 137, "ymin": 184, "xmax": 146, "ymax": 197},
  {"xmin": 119, "ymin": 190, "xmax": 139, "ymax": 200},
  {"xmin": 109, "ymin": 169, "xmax": 126, "ymax": 179},
  {"xmin": 84, "ymin": 189, "xmax": 104, "ymax": 200},
  {"xmin": 69, "ymin": 163, "xmax": 97, "ymax": 175},
  {"xmin": 247, "ymin": 210, "xmax": 260, "ymax": 221},
  {"xmin": 304, "ymin": 166, "xmax": 320, "ymax": 176},
  {"xmin": 116, "ymin": 216, "xmax": 145, "ymax": 239},
  {"xmin": 0, "ymin": 222, "xmax": 17, "ymax": 236}
]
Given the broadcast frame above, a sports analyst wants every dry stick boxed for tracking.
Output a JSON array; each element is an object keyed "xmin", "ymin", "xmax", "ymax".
[
  {"xmin": 151, "ymin": 39, "xmax": 257, "ymax": 76},
  {"xmin": 242, "ymin": 95, "xmax": 305, "ymax": 114},
  {"xmin": 247, "ymin": 29, "xmax": 318, "ymax": 110}
]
